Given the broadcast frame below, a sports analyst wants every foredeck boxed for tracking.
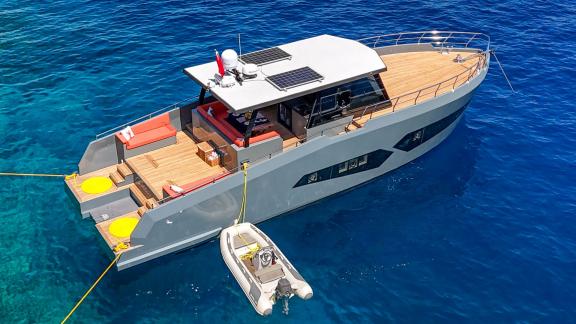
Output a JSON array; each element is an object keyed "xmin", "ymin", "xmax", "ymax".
[
  {"xmin": 379, "ymin": 50, "xmax": 481, "ymax": 101},
  {"xmin": 126, "ymin": 131, "xmax": 227, "ymax": 200},
  {"xmin": 348, "ymin": 49, "xmax": 484, "ymax": 129}
]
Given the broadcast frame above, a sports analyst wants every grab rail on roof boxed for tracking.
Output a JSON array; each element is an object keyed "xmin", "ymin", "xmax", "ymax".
[
  {"xmin": 95, "ymin": 96, "xmax": 199, "ymax": 139},
  {"xmin": 356, "ymin": 31, "xmax": 490, "ymax": 52}
]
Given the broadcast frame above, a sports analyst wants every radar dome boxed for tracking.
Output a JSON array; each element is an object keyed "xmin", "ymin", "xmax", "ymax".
[{"xmin": 221, "ymin": 49, "xmax": 239, "ymax": 71}]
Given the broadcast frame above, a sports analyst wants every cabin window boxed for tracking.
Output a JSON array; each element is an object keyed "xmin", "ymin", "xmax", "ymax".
[
  {"xmin": 394, "ymin": 107, "xmax": 466, "ymax": 152},
  {"xmin": 358, "ymin": 154, "xmax": 368, "ymax": 166},
  {"xmin": 294, "ymin": 150, "xmax": 393, "ymax": 188},
  {"xmin": 307, "ymin": 172, "xmax": 318, "ymax": 184},
  {"xmin": 349, "ymin": 158, "xmax": 358, "ymax": 169},
  {"xmin": 338, "ymin": 161, "xmax": 348, "ymax": 173},
  {"xmin": 284, "ymin": 76, "xmax": 387, "ymax": 129},
  {"xmin": 348, "ymin": 77, "xmax": 386, "ymax": 109}
]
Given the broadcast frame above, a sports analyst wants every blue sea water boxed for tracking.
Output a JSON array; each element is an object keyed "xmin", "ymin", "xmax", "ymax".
[{"xmin": 1, "ymin": 0, "xmax": 576, "ymax": 322}]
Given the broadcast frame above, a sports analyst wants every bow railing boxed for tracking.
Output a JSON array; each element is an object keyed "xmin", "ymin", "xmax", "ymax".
[
  {"xmin": 357, "ymin": 31, "xmax": 490, "ymax": 52},
  {"xmin": 345, "ymin": 52, "xmax": 488, "ymax": 128}
]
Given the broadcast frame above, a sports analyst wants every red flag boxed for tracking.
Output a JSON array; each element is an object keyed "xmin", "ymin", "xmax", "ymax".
[{"xmin": 215, "ymin": 50, "xmax": 225, "ymax": 76}]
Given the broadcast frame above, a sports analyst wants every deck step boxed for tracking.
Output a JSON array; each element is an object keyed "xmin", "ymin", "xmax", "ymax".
[
  {"xmin": 109, "ymin": 171, "xmax": 124, "ymax": 186},
  {"xmin": 117, "ymin": 163, "xmax": 133, "ymax": 177},
  {"xmin": 130, "ymin": 184, "xmax": 148, "ymax": 206},
  {"xmin": 137, "ymin": 206, "xmax": 148, "ymax": 216}
]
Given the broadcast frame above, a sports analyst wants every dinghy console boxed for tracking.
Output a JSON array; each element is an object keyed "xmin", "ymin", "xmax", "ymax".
[{"xmin": 253, "ymin": 246, "xmax": 275, "ymax": 271}]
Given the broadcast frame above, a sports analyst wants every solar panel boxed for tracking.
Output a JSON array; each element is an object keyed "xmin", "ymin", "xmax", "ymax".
[
  {"xmin": 238, "ymin": 47, "xmax": 292, "ymax": 66},
  {"xmin": 266, "ymin": 66, "xmax": 324, "ymax": 91}
]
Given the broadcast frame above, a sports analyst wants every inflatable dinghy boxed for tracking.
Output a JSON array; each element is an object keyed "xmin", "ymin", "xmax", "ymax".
[{"xmin": 220, "ymin": 222, "xmax": 312, "ymax": 316}]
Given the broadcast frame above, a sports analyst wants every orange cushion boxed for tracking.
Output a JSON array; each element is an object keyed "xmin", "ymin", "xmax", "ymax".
[
  {"xmin": 162, "ymin": 171, "xmax": 231, "ymax": 198},
  {"xmin": 125, "ymin": 125, "xmax": 176, "ymax": 149},
  {"xmin": 197, "ymin": 106, "xmax": 243, "ymax": 141},
  {"xmin": 233, "ymin": 130, "xmax": 280, "ymax": 147},
  {"xmin": 132, "ymin": 113, "xmax": 171, "ymax": 134},
  {"xmin": 115, "ymin": 113, "xmax": 174, "ymax": 147},
  {"xmin": 197, "ymin": 102, "xmax": 280, "ymax": 146}
]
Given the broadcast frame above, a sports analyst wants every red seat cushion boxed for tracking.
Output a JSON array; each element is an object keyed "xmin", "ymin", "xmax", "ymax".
[
  {"xmin": 125, "ymin": 125, "xmax": 176, "ymax": 149},
  {"xmin": 116, "ymin": 113, "xmax": 176, "ymax": 149},
  {"xmin": 162, "ymin": 171, "xmax": 231, "ymax": 198},
  {"xmin": 197, "ymin": 102, "xmax": 280, "ymax": 146},
  {"xmin": 132, "ymin": 113, "xmax": 171, "ymax": 133}
]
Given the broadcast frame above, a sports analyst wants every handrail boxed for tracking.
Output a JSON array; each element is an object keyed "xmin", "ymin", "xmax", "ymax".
[
  {"xmin": 346, "ymin": 51, "xmax": 488, "ymax": 129},
  {"xmin": 95, "ymin": 96, "xmax": 199, "ymax": 139},
  {"xmin": 357, "ymin": 30, "xmax": 490, "ymax": 52}
]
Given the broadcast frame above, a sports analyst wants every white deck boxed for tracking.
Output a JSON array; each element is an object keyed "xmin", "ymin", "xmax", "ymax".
[{"xmin": 184, "ymin": 35, "xmax": 386, "ymax": 112}]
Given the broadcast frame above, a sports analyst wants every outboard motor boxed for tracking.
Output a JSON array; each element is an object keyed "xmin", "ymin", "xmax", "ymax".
[{"xmin": 275, "ymin": 278, "xmax": 294, "ymax": 315}]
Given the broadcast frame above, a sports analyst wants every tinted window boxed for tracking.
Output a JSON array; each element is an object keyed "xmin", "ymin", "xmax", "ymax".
[
  {"xmin": 294, "ymin": 150, "xmax": 393, "ymax": 188},
  {"xmin": 394, "ymin": 106, "xmax": 466, "ymax": 152}
]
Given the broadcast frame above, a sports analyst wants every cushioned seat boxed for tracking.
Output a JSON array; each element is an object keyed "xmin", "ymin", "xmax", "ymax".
[
  {"xmin": 255, "ymin": 263, "xmax": 284, "ymax": 284},
  {"xmin": 116, "ymin": 113, "xmax": 176, "ymax": 150},
  {"xmin": 162, "ymin": 171, "xmax": 231, "ymax": 198},
  {"xmin": 125, "ymin": 126, "xmax": 176, "ymax": 149},
  {"xmin": 197, "ymin": 102, "xmax": 280, "ymax": 147}
]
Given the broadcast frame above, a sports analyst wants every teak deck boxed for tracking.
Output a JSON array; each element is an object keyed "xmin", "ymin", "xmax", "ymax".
[
  {"xmin": 126, "ymin": 131, "xmax": 226, "ymax": 200},
  {"xmin": 379, "ymin": 50, "xmax": 481, "ymax": 99},
  {"xmin": 349, "ymin": 50, "xmax": 482, "ymax": 129},
  {"xmin": 66, "ymin": 164, "xmax": 126, "ymax": 203},
  {"xmin": 95, "ymin": 211, "xmax": 141, "ymax": 250}
]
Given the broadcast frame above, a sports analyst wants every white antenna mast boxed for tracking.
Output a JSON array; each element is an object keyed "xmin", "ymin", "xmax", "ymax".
[{"xmin": 238, "ymin": 33, "xmax": 242, "ymax": 57}]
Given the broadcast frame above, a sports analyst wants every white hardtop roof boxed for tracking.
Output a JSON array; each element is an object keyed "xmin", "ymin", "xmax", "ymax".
[{"xmin": 184, "ymin": 34, "xmax": 387, "ymax": 112}]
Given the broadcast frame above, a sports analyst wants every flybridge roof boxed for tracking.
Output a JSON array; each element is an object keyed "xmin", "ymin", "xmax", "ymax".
[{"xmin": 183, "ymin": 35, "xmax": 387, "ymax": 112}]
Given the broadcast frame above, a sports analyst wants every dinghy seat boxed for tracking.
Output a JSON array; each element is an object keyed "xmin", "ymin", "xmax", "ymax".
[
  {"xmin": 233, "ymin": 234, "xmax": 258, "ymax": 249},
  {"xmin": 255, "ymin": 263, "xmax": 284, "ymax": 284}
]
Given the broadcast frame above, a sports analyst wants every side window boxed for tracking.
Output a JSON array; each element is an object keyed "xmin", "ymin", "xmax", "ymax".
[
  {"xmin": 349, "ymin": 158, "xmax": 358, "ymax": 169},
  {"xmin": 307, "ymin": 172, "xmax": 318, "ymax": 184},
  {"xmin": 358, "ymin": 154, "xmax": 368, "ymax": 166},
  {"xmin": 338, "ymin": 161, "xmax": 348, "ymax": 173},
  {"xmin": 349, "ymin": 77, "xmax": 385, "ymax": 109}
]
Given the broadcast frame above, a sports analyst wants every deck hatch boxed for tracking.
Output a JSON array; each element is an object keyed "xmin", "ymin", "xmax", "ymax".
[
  {"xmin": 238, "ymin": 47, "xmax": 292, "ymax": 66},
  {"xmin": 266, "ymin": 66, "xmax": 324, "ymax": 91}
]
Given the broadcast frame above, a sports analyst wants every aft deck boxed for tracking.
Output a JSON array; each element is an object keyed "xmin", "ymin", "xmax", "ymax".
[
  {"xmin": 126, "ymin": 131, "xmax": 227, "ymax": 200},
  {"xmin": 66, "ymin": 164, "xmax": 128, "ymax": 203}
]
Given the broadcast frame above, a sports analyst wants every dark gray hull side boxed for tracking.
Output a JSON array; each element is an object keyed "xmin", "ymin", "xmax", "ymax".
[{"xmin": 118, "ymin": 67, "xmax": 487, "ymax": 270}]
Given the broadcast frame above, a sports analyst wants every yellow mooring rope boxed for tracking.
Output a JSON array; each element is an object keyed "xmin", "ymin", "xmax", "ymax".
[
  {"xmin": 235, "ymin": 162, "xmax": 249, "ymax": 224},
  {"xmin": 234, "ymin": 162, "xmax": 260, "ymax": 260},
  {"xmin": 61, "ymin": 252, "xmax": 123, "ymax": 323},
  {"xmin": 0, "ymin": 172, "xmax": 77, "ymax": 180}
]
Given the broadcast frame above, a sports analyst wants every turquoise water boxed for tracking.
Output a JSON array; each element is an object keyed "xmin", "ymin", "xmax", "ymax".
[{"xmin": 1, "ymin": 0, "xmax": 576, "ymax": 322}]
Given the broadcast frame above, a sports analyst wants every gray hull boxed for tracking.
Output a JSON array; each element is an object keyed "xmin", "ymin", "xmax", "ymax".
[{"xmin": 118, "ymin": 69, "xmax": 486, "ymax": 270}]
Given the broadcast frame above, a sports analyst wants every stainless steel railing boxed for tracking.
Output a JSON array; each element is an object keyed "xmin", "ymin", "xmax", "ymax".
[
  {"xmin": 346, "ymin": 53, "xmax": 488, "ymax": 128},
  {"xmin": 95, "ymin": 96, "xmax": 198, "ymax": 139},
  {"xmin": 357, "ymin": 30, "xmax": 490, "ymax": 52}
]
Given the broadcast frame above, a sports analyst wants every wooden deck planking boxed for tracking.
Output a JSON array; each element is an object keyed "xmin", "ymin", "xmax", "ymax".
[
  {"xmin": 66, "ymin": 164, "xmax": 127, "ymax": 203},
  {"xmin": 95, "ymin": 212, "xmax": 140, "ymax": 250},
  {"xmin": 349, "ymin": 50, "xmax": 482, "ymax": 126},
  {"xmin": 126, "ymin": 131, "xmax": 226, "ymax": 200},
  {"xmin": 379, "ymin": 50, "xmax": 480, "ymax": 100}
]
